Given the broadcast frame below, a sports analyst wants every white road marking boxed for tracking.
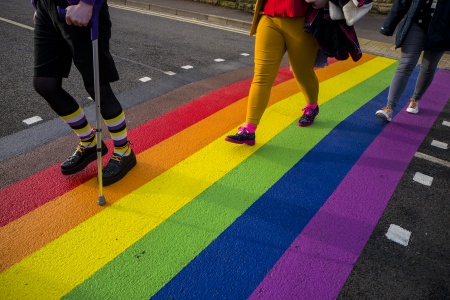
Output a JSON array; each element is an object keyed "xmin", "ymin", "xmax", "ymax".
[
  {"xmin": 413, "ymin": 172, "xmax": 433, "ymax": 186},
  {"xmin": 164, "ymin": 71, "xmax": 176, "ymax": 76},
  {"xmin": 414, "ymin": 152, "xmax": 450, "ymax": 168},
  {"xmin": 181, "ymin": 65, "xmax": 193, "ymax": 69},
  {"xmin": 139, "ymin": 76, "xmax": 152, "ymax": 82},
  {"xmin": 0, "ymin": 17, "xmax": 34, "ymax": 31},
  {"xmin": 386, "ymin": 224, "xmax": 411, "ymax": 246},
  {"xmin": 431, "ymin": 140, "xmax": 448, "ymax": 149},
  {"xmin": 23, "ymin": 116, "xmax": 43, "ymax": 125},
  {"xmin": 214, "ymin": 58, "xmax": 225, "ymax": 62},
  {"xmin": 442, "ymin": 121, "xmax": 450, "ymax": 127},
  {"xmin": 240, "ymin": 53, "xmax": 250, "ymax": 56}
]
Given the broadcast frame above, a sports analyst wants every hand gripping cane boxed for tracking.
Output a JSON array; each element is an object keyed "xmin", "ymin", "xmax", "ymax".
[{"xmin": 58, "ymin": 0, "xmax": 107, "ymax": 206}]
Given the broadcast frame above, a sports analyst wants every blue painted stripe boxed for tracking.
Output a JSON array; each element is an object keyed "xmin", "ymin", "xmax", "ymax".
[{"xmin": 151, "ymin": 67, "xmax": 419, "ymax": 299}]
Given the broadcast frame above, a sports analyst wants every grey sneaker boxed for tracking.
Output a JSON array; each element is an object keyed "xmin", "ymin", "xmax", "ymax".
[
  {"xmin": 406, "ymin": 98, "xmax": 419, "ymax": 114},
  {"xmin": 376, "ymin": 106, "xmax": 393, "ymax": 122}
]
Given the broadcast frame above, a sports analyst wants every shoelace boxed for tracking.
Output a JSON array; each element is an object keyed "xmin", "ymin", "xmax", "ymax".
[
  {"xmin": 237, "ymin": 126, "xmax": 249, "ymax": 134},
  {"xmin": 302, "ymin": 107, "xmax": 314, "ymax": 116},
  {"xmin": 110, "ymin": 141, "xmax": 133, "ymax": 162},
  {"xmin": 73, "ymin": 144, "xmax": 87, "ymax": 155},
  {"xmin": 109, "ymin": 153, "xmax": 122, "ymax": 162}
]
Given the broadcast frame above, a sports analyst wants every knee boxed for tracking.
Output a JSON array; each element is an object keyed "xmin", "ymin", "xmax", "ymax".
[{"xmin": 33, "ymin": 77, "xmax": 58, "ymax": 99}]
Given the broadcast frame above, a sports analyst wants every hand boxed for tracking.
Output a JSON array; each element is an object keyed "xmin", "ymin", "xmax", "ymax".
[
  {"xmin": 304, "ymin": 0, "xmax": 329, "ymax": 9},
  {"xmin": 65, "ymin": 1, "xmax": 93, "ymax": 26}
]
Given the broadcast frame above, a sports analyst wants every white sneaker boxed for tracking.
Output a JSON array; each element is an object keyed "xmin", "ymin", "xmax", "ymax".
[
  {"xmin": 376, "ymin": 106, "xmax": 393, "ymax": 122},
  {"xmin": 406, "ymin": 98, "xmax": 419, "ymax": 114}
]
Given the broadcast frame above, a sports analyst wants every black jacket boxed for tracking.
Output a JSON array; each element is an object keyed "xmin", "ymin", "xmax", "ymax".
[{"xmin": 379, "ymin": 0, "xmax": 450, "ymax": 51}]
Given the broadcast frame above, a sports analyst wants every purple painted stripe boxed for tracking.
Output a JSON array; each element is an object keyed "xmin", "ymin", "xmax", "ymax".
[{"xmin": 249, "ymin": 69, "xmax": 450, "ymax": 300}]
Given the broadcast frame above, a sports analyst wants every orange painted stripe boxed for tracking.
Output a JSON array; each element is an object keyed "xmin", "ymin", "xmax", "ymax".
[{"xmin": 0, "ymin": 55, "xmax": 375, "ymax": 272}]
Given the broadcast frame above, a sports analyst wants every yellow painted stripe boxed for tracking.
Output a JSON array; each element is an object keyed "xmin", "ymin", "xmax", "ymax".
[{"xmin": 0, "ymin": 57, "xmax": 396, "ymax": 299}]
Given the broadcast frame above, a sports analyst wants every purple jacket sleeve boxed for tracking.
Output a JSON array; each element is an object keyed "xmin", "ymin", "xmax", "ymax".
[
  {"xmin": 31, "ymin": 0, "xmax": 36, "ymax": 9},
  {"xmin": 80, "ymin": 0, "xmax": 96, "ymax": 6}
]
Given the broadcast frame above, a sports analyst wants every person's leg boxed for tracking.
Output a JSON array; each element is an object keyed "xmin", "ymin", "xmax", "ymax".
[
  {"xmin": 65, "ymin": 2, "xmax": 135, "ymax": 185},
  {"xmin": 284, "ymin": 17, "xmax": 320, "ymax": 126},
  {"xmin": 245, "ymin": 16, "xmax": 286, "ymax": 126},
  {"xmin": 225, "ymin": 15, "xmax": 285, "ymax": 145},
  {"xmin": 33, "ymin": 0, "xmax": 107, "ymax": 175},
  {"xmin": 84, "ymin": 84, "xmax": 130, "ymax": 157},
  {"xmin": 376, "ymin": 23, "xmax": 425, "ymax": 121},
  {"xmin": 406, "ymin": 49, "xmax": 445, "ymax": 114},
  {"xmin": 386, "ymin": 24, "xmax": 425, "ymax": 110}
]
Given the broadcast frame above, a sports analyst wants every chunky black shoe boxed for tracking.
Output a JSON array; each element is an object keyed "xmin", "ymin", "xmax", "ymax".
[
  {"xmin": 225, "ymin": 126, "xmax": 255, "ymax": 146},
  {"xmin": 61, "ymin": 141, "xmax": 108, "ymax": 175},
  {"xmin": 298, "ymin": 105, "xmax": 319, "ymax": 127},
  {"xmin": 102, "ymin": 149, "xmax": 137, "ymax": 186}
]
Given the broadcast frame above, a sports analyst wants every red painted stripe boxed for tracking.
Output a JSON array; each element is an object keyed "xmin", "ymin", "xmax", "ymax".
[{"xmin": 0, "ymin": 67, "xmax": 296, "ymax": 227}]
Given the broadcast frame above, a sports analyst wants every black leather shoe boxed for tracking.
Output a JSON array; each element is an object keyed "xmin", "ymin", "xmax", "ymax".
[
  {"xmin": 225, "ymin": 126, "xmax": 255, "ymax": 145},
  {"xmin": 298, "ymin": 105, "xmax": 319, "ymax": 127},
  {"xmin": 61, "ymin": 141, "xmax": 108, "ymax": 175},
  {"xmin": 102, "ymin": 149, "xmax": 137, "ymax": 186}
]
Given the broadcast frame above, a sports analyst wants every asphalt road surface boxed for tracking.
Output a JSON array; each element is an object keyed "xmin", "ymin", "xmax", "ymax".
[{"xmin": 0, "ymin": 1, "xmax": 450, "ymax": 299}]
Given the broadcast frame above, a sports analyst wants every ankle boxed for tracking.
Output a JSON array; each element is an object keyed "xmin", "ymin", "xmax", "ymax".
[
  {"xmin": 305, "ymin": 103, "xmax": 318, "ymax": 110},
  {"xmin": 244, "ymin": 123, "xmax": 257, "ymax": 133}
]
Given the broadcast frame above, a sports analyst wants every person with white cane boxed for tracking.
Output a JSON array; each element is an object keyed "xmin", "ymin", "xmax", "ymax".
[{"xmin": 31, "ymin": 0, "xmax": 136, "ymax": 197}]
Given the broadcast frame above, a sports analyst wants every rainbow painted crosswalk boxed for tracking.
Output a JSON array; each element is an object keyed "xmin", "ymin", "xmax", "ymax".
[{"xmin": 1, "ymin": 54, "xmax": 449, "ymax": 299}]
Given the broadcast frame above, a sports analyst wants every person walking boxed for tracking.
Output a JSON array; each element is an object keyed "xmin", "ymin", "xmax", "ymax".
[
  {"xmin": 32, "ymin": 0, "xmax": 136, "ymax": 185},
  {"xmin": 225, "ymin": 0, "xmax": 329, "ymax": 146},
  {"xmin": 375, "ymin": 0, "xmax": 450, "ymax": 122}
]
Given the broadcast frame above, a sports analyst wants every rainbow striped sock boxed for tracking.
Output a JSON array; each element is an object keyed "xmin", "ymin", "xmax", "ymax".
[
  {"xmin": 60, "ymin": 107, "xmax": 95, "ymax": 147},
  {"xmin": 104, "ymin": 110, "xmax": 130, "ymax": 156}
]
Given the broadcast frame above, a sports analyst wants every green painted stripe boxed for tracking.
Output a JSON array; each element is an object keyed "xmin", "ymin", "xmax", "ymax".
[{"xmin": 65, "ymin": 63, "xmax": 397, "ymax": 300}]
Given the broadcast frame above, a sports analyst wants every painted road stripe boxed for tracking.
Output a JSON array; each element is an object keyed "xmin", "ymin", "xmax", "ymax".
[
  {"xmin": 414, "ymin": 152, "xmax": 450, "ymax": 168},
  {"xmin": 0, "ymin": 64, "xmax": 299, "ymax": 272},
  {"xmin": 67, "ymin": 59, "xmax": 397, "ymax": 299},
  {"xmin": 139, "ymin": 76, "xmax": 152, "ymax": 82},
  {"xmin": 413, "ymin": 172, "xmax": 434, "ymax": 186},
  {"xmin": 0, "ymin": 57, "xmax": 391, "ymax": 299},
  {"xmin": 150, "ymin": 63, "xmax": 398, "ymax": 300},
  {"xmin": 0, "ymin": 17, "xmax": 34, "ymax": 30},
  {"xmin": 443, "ymin": 121, "xmax": 450, "ymax": 127},
  {"xmin": 246, "ymin": 69, "xmax": 450, "ymax": 300},
  {"xmin": 23, "ymin": 116, "xmax": 43, "ymax": 125},
  {"xmin": 0, "ymin": 58, "xmax": 357, "ymax": 271},
  {"xmin": 386, "ymin": 224, "xmax": 411, "ymax": 246},
  {"xmin": 431, "ymin": 140, "xmax": 448, "ymax": 149}
]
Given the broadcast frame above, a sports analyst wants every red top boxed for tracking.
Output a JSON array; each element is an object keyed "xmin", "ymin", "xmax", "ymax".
[{"xmin": 263, "ymin": 0, "xmax": 308, "ymax": 17}]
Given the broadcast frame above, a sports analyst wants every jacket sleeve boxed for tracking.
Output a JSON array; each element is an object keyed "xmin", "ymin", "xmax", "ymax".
[{"xmin": 379, "ymin": 0, "xmax": 411, "ymax": 36}]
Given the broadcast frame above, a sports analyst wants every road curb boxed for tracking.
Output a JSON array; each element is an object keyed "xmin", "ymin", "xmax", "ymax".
[{"xmin": 109, "ymin": 0, "xmax": 252, "ymax": 31}]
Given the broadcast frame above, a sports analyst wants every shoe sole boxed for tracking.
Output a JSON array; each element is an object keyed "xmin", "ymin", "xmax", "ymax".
[
  {"xmin": 225, "ymin": 137, "xmax": 255, "ymax": 146},
  {"xmin": 406, "ymin": 108, "xmax": 419, "ymax": 114},
  {"xmin": 375, "ymin": 112, "xmax": 392, "ymax": 122},
  {"xmin": 61, "ymin": 146, "xmax": 108, "ymax": 175},
  {"xmin": 298, "ymin": 121, "xmax": 314, "ymax": 127},
  {"xmin": 102, "ymin": 155, "xmax": 137, "ymax": 187}
]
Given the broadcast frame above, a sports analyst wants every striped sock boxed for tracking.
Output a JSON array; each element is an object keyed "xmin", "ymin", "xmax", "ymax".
[
  {"xmin": 104, "ymin": 110, "xmax": 130, "ymax": 156},
  {"xmin": 60, "ymin": 107, "xmax": 95, "ymax": 147}
]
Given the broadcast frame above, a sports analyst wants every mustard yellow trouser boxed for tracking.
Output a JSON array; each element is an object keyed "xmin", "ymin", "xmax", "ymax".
[{"xmin": 246, "ymin": 15, "xmax": 319, "ymax": 125}]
